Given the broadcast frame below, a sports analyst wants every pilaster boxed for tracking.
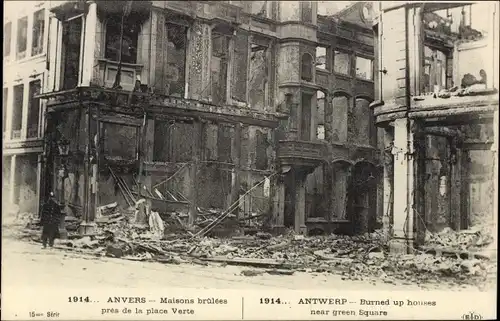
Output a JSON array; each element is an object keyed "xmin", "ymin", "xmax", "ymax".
[
  {"xmin": 271, "ymin": 174, "xmax": 285, "ymax": 233},
  {"xmin": 188, "ymin": 21, "xmax": 212, "ymax": 101},
  {"xmin": 9, "ymin": 155, "xmax": 17, "ymax": 204},
  {"xmin": 294, "ymin": 170, "xmax": 307, "ymax": 234},
  {"xmin": 389, "ymin": 118, "xmax": 420, "ymax": 253},
  {"xmin": 81, "ymin": 1, "xmax": 97, "ymax": 86},
  {"xmin": 382, "ymin": 127, "xmax": 394, "ymax": 239}
]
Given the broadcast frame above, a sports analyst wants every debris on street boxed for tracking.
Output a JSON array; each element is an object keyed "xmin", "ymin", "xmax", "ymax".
[{"xmin": 12, "ymin": 207, "xmax": 497, "ymax": 290}]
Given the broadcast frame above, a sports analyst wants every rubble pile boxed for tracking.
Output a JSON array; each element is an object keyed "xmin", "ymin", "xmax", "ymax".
[
  {"xmin": 15, "ymin": 205, "xmax": 496, "ymax": 289},
  {"xmin": 424, "ymin": 225, "xmax": 495, "ymax": 252}
]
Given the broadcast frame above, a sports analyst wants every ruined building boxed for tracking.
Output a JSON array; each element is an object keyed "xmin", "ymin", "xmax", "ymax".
[
  {"xmin": 372, "ymin": 2, "xmax": 499, "ymax": 252},
  {"xmin": 4, "ymin": 1, "xmax": 380, "ymax": 235},
  {"xmin": 3, "ymin": 2, "xmax": 49, "ymax": 215}
]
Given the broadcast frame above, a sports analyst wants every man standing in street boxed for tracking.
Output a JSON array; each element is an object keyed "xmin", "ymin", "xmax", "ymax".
[{"xmin": 40, "ymin": 192, "xmax": 61, "ymax": 248}]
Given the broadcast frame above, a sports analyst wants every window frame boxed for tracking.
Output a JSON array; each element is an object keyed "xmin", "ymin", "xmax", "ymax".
[
  {"xmin": 301, "ymin": 53, "xmax": 314, "ymax": 82},
  {"xmin": 27, "ymin": 79, "xmax": 42, "ymax": 139},
  {"xmin": 247, "ymin": 35, "xmax": 273, "ymax": 108},
  {"xmin": 315, "ymin": 45, "xmax": 329, "ymax": 71},
  {"xmin": 11, "ymin": 84, "xmax": 25, "ymax": 139},
  {"xmin": 211, "ymin": 29, "xmax": 232, "ymax": 104},
  {"xmin": 16, "ymin": 16, "xmax": 29, "ymax": 60},
  {"xmin": 333, "ymin": 49, "xmax": 351, "ymax": 76},
  {"xmin": 354, "ymin": 55, "xmax": 374, "ymax": 81},
  {"xmin": 31, "ymin": 8, "xmax": 46, "ymax": 57},
  {"xmin": 165, "ymin": 21, "xmax": 189, "ymax": 97},
  {"xmin": 104, "ymin": 13, "xmax": 141, "ymax": 65},
  {"xmin": 4, "ymin": 21, "xmax": 12, "ymax": 57}
]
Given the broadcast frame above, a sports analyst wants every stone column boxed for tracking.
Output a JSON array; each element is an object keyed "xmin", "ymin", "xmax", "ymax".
[
  {"xmin": 57, "ymin": 161, "xmax": 68, "ymax": 239},
  {"xmin": 382, "ymin": 127, "xmax": 394, "ymax": 238},
  {"xmin": 324, "ymin": 94, "xmax": 333, "ymax": 142},
  {"xmin": 142, "ymin": 119, "xmax": 155, "ymax": 191},
  {"xmin": 450, "ymin": 137, "xmax": 462, "ymax": 231},
  {"xmin": 9, "ymin": 155, "xmax": 17, "ymax": 205},
  {"xmin": 81, "ymin": 0, "xmax": 97, "ymax": 86},
  {"xmin": 390, "ymin": 118, "xmax": 420, "ymax": 253},
  {"xmin": 35, "ymin": 154, "xmax": 42, "ymax": 217},
  {"xmin": 294, "ymin": 169, "xmax": 307, "ymax": 234},
  {"xmin": 231, "ymin": 123, "xmax": 242, "ymax": 218},
  {"xmin": 331, "ymin": 163, "xmax": 349, "ymax": 220},
  {"xmin": 271, "ymin": 174, "xmax": 285, "ymax": 233},
  {"xmin": 188, "ymin": 121, "xmax": 203, "ymax": 227},
  {"xmin": 47, "ymin": 12, "xmax": 58, "ymax": 92}
]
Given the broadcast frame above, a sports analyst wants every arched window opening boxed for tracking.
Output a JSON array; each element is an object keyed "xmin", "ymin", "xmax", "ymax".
[
  {"xmin": 301, "ymin": 53, "xmax": 313, "ymax": 81},
  {"xmin": 316, "ymin": 91, "xmax": 326, "ymax": 140},
  {"xmin": 306, "ymin": 165, "xmax": 327, "ymax": 219},
  {"xmin": 316, "ymin": 46, "xmax": 327, "ymax": 70},
  {"xmin": 348, "ymin": 161, "xmax": 378, "ymax": 234},
  {"xmin": 350, "ymin": 98, "xmax": 371, "ymax": 145},
  {"xmin": 331, "ymin": 94, "xmax": 349, "ymax": 143}
]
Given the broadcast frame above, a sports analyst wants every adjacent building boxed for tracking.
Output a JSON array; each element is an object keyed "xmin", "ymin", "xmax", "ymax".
[
  {"xmin": 3, "ymin": 1, "xmax": 51, "ymax": 214},
  {"xmin": 372, "ymin": 2, "xmax": 499, "ymax": 252}
]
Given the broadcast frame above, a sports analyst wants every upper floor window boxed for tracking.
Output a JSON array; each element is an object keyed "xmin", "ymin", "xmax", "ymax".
[
  {"xmin": 316, "ymin": 46, "xmax": 327, "ymax": 70},
  {"xmin": 4, "ymin": 22, "xmax": 12, "ymax": 57},
  {"xmin": 105, "ymin": 14, "xmax": 140, "ymax": 64},
  {"xmin": 211, "ymin": 31, "xmax": 230, "ymax": 104},
  {"xmin": 231, "ymin": 30, "xmax": 250, "ymax": 103},
  {"xmin": 32, "ymin": 9, "xmax": 45, "ymax": 56},
  {"xmin": 12, "ymin": 84, "xmax": 24, "ymax": 136},
  {"xmin": 316, "ymin": 91, "xmax": 326, "ymax": 140},
  {"xmin": 301, "ymin": 1, "xmax": 313, "ymax": 23},
  {"xmin": 422, "ymin": 46, "xmax": 447, "ymax": 93},
  {"xmin": 251, "ymin": 1, "xmax": 268, "ymax": 18},
  {"xmin": 301, "ymin": 53, "xmax": 313, "ymax": 81},
  {"xmin": 16, "ymin": 16, "xmax": 28, "ymax": 59},
  {"xmin": 248, "ymin": 42, "xmax": 269, "ymax": 109},
  {"xmin": 355, "ymin": 56, "xmax": 373, "ymax": 81},
  {"xmin": 165, "ymin": 23, "xmax": 188, "ymax": 97},
  {"xmin": 334, "ymin": 50, "xmax": 350, "ymax": 75},
  {"xmin": 27, "ymin": 80, "xmax": 41, "ymax": 139}
]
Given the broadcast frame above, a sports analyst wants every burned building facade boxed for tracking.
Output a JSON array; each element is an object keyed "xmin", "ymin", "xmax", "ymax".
[
  {"xmin": 27, "ymin": 1, "xmax": 379, "ymax": 236},
  {"xmin": 3, "ymin": 2, "xmax": 50, "ymax": 215},
  {"xmin": 372, "ymin": 2, "xmax": 499, "ymax": 252}
]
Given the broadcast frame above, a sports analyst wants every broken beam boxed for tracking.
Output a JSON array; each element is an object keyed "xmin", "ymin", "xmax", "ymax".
[{"xmin": 423, "ymin": 127, "xmax": 463, "ymax": 138}]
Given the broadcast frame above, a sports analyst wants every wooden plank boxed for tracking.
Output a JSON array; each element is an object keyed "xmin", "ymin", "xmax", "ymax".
[{"xmin": 200, "ymin": 256, "xmax": 288, "ymax": 268}]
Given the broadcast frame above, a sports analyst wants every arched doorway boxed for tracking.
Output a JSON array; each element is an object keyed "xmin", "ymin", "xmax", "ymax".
[{"xmin": 348, "ymin": 161, "xmax": 378, "ymax": 234}]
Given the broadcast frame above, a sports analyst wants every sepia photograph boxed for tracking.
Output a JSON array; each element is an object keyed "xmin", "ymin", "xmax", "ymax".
[{"xmin": 2, "ymin": 0, "xmax": 498, "ymax": 320}]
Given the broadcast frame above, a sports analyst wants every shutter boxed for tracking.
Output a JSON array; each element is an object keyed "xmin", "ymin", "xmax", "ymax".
[{"xmin": 231, "ymin": 30, "xmax": 248, "ymax": 102}]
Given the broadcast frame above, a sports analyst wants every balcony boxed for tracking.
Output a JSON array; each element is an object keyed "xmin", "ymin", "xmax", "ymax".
[
  {"xmin": 37, "ymin": 87, "xmax": 280, "ymax": 127},
  {"xmin": 206, "ymin": 2, "xmax": 242, "ymax": 25},
  {"xmin": 161, "ymin": 1, "xmax": 196, "ymax": 16},
  {"xmin": 277, "ymin": 140, "xmax": 326, "ymax": 169}
]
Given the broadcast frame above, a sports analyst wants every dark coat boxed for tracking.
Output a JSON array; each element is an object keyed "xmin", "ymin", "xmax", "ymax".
[{"xmin": 41, "ymin": 198, "xmax": 62, "ymax": 227}]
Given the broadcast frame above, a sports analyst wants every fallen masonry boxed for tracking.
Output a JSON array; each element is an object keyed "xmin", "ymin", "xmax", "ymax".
[{"xmin": 13, "ymin": 207, "xmax": 496, "ymax": 290}]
